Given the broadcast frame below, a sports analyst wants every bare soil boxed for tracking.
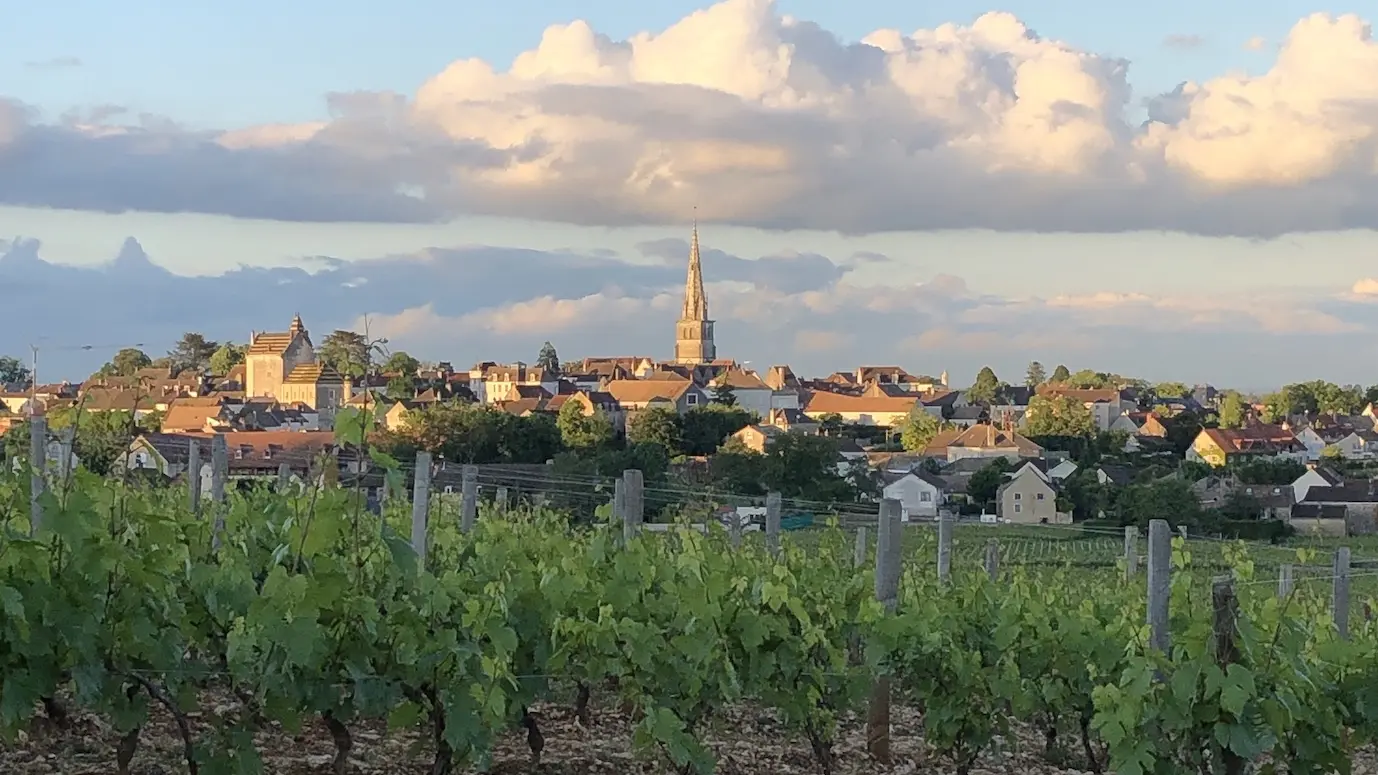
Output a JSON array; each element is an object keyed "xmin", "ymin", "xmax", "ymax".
[{"xmin": 3, "ymin": 693, "xmax": 1375, "ymax": 775}]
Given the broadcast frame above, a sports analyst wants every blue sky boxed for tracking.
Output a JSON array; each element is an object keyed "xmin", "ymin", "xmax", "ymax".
[{"xmin": 3, "ymin": 0, "xmax": 1378, "ymax": 387}]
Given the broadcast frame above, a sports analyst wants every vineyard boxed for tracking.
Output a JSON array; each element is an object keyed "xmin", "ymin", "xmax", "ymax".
[{"xmin": 2, "ymin": 458, "xmax": 1378, "ymax": 775}]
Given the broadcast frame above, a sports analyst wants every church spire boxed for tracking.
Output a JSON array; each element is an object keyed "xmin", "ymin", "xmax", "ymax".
[{"xmin": 682, "ymin": 215, "xmax": 708, "ymax": 320}]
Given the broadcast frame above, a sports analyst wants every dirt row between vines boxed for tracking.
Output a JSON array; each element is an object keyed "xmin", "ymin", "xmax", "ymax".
[{"xmin": 4, "ymin": 695, "xmax": 1378, "ymax": 775}]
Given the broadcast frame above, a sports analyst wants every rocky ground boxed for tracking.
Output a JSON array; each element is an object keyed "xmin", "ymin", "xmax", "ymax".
[{"xmin": 2, "ymin": 694, "xmax": 1376, "ymax": 775}]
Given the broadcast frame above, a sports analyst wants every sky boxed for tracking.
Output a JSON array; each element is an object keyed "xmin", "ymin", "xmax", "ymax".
[{"xmin": 3, "ymin": 0, "xmax": 1378, "ymax": 389}]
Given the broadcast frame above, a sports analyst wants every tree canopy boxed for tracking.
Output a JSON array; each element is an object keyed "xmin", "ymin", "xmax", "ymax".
[
  {"xmin": 1024, "ymin": 395, "xmax": 1096, "ymax": 438},
  {"xmin": 168, "ymin": 333, "xmax": 218, "ymax": 374},
  {"xmin": 536, "ymin": 342, "xmax": 560, "ymax": 375},
  {"xmin": 627, "ymin": 407, "xmax": 682, "ymax": 453},
  {"xmin": 384, "ymin": 351, "xmax": 421, "ymax": 376},
  {"xmin": 556, "ymin": 401, "xmax": 615, "ymax": 450},
  {"xmin": 1218, "ymin": 391, "xmax": 1246, "ymax": 429},
  {"xmin": 1049, "ymin": 364, "xmax": 1071, "ymax": 383},
  {"xmin": 0, "ymin": 355, "xmax": 29, "ymax": 386},
  {"xmin": 208, "ymin": 343, "xmax": 245, "ymax": 376},
  {"xmin": 1024, "ymin": 361, "xmax": 1046, "ymax": 388},
  {"xmin": 318, "ymin": 330, "xmax": 372, "ymax": 378},
  {"xmin": 898, "ymin": 408, "xmax": 940, "ymax": 452},
  {"xmin": 966, "ymin": 366, "xmax": 1000, "ymax": 405}
]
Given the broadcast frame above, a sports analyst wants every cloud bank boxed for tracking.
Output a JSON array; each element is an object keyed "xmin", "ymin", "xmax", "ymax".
[
  {"xmin": 7, "ymin": 235, "xmax": 1376, "ymax": 387},
  {"xmin": 4, "ymin": 2, "xmax": 1378, "ymax": 236}
]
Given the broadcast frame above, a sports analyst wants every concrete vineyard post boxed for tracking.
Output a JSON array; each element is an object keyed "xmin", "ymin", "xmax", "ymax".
[
  {"xmin": 937, "ymin": 513, "xmax": 953, "ymax": 584},
  {"xmin": 460, "ymin": 465, "xmax": 478, "ymax": 533},
  {"xmin": 1334, "ymin": 547, "xmax": 1351, "ymax": 640},
  {"xmin": 622, "ymin": 469, "xmax": 643, "ymax": 542},
  {"xmin": 1147, "ymin": 519, "xmax": 1171, "ymax": 654},
  {"xmin": 765, "ymin": 491, "xmax": 782, "ymax": 558},
  {"xmin": 866, "ymin": 498, "xmax": 903, "ymax": 763},
  {"xmin": 28, "ymin": 415, "xmax": 46, "ymax": 535},
  {"xmin": 411, "ymin": 452, "xmax": 432, "ymax": 564},
  {"xmin": 187, "ymin": 438, "xmax": 201, "ymax": 517}
]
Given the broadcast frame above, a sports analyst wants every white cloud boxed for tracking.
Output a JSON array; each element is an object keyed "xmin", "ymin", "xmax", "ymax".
[
  {"xmin": 1244, "ymin": 36, "xmax": 1270, "ymax": 51},
  {"xmin": 5, "ymin": 3, "xmax": 1378, "ymax": 235}
]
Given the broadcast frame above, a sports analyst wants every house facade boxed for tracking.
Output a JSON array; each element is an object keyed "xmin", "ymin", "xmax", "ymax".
[
  {"xmin": 881, "ymin": 470, "xmax": 947, "ymax": 520},
  {"xmin": 996, "ymin": 471, "xmax": 1067, "ymax": 524}
]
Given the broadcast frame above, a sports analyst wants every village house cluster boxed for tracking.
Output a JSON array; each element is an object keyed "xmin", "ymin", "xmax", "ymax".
[{"xmin": 3, "ymin": 226, "xmax": 1376, "ymax": 537}]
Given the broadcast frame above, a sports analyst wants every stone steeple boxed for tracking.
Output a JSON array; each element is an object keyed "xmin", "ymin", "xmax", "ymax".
[
  {"xmin": 674, "ymin": 219, "xmax": 717, "ymax": 364},
  {"xmin": 289, "ymin": 313, "xmax": 305, "ymax": 336}
]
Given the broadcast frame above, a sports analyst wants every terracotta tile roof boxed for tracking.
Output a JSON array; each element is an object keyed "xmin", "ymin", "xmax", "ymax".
[
  {"xmin": 802, "ymin": 390, "xmax": 919, "ymax": 414},
  {"xmin": 1200, "ymin": 424, "xmax": 1303, "ymax": 455},
  {"xmin": 715, "ymin": 369, "xmax": 769, "ymax": 391},
  {"xmin": 247, "ymin": 332, "xmax": 297, "ymax": 355},
  {"xmin": 77, "ymin": 388, "xmax": 160, "ymax": 412},
  {"xmin": 923, "ymin": 424, "xmax": 1043, "ymax": 456},
  {"xmin": 605, "ymin": 379, "xmax": 694, "ymax": 405},
  {"xmin": 161, "ymin": 400, "xmax": 230, "ymax": 433},
  {"xmin": 283, "ymin": 363, "xmax": 345, "ymax": 384}
]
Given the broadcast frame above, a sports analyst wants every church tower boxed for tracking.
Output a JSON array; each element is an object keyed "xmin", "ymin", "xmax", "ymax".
[{"xmin": 674, "ymin": 222, "xmax": 717, "ymax": 364}]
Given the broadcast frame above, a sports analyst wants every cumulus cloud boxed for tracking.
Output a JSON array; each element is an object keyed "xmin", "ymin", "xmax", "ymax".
[{"xmin": 5, "ymin": 3, "xmax": 1378, "ymax": 235}]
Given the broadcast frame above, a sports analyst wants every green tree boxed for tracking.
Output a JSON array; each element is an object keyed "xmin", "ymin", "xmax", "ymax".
[
  {"xmin": 817, "ymin": 413, "xmax": 844, "ymax": 437},
  {"xmin": 1155, "ymin": 382, "xmax": 1189, "ymax": 399},
  {"xmin": 1065, "ymin": 369, "xmax": 1116, "ymax": 389},
  {"xmin": 967, "ymin": 366, "xmax": 1000, "ymax": 405},
  {"xmin": 898, "ymin": 408, "xmax": 940, "ymax": 452},
  {"xmin": 1024, "ymin": 394, "xmax": 1096, "ymax": 438},
  {"xmin": 168, "ymin": 332, "xmax": 218, "ymax": 374},
  {"xmin": 536, "ymin": 342, "xmax": 560, "ymax": 375},
  {"xmin": 208, "ymin": 343, "xmax": 245, "ymax": 376},
  {"xmin": 1260, "ymin": 392, "xmax": 1289, "ymax": 423},
  {"xmin": 1218, "ymin": 391, "xmax": 1246, "ymax": 429},
  {"xmin": 557, "ymin": 400, "xmax": 614, "ymax": 450},
  {"xmin": 98, "ymin": 347, "xmax": 152, "ymax": 377},
  {"xmin": 1049, "ymin": 364, "xmax": 1071, "ymax": 383},
  {"xmin": 680, "ymin": 405, "xmax": 753, "ymax": 455},
  {"xmin": 1024, "ymin": 361, "xmax": 1046, "ymax": 388},
  {"xmin": 0, "ymin": 355, "xmax": 29, "ymax": 385},
  {"xmin": 760, "ymin": 434, "xmax": 856, "ymax": 502},
  {"xmin": 384, "ymin": 351, "xmax": 421, "ymax": 376},
  {"xmin": 46, "ymin": 407, "xmax": 141, "ymax": 476},
  {"xmin": 711, "ymin": 382, "xmax": 737, "ymax": 406},
  {"xmin": 386, "ymin": 374, "xmax": 414, "ymax": 400},
  {"xmin": 967, "ymin": 458, "xmax": 1012, "ymax": 509},
  {"xmin": 1117, "ymin": 478, "xmax": 1203, "ymax": 530},
  {"xmin": 627, "ymin": 407, "xmax": 682, "ymax": 454},
  {"xmin": 498, "ymin": 412, "xmax": 563, "ymax": 464},
  {"xmin": 318, "ymin": 330, "xmax": 371, "ymax": 378}
]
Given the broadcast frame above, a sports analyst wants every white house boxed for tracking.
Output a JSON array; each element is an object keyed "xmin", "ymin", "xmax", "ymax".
[
  {"xmin": 881, "ymin": 470, "xmax": 948, "ymax": 520},
  {"xmin": 1292, "ymin": 426, "xmax": 1327, "ymax": 461},
  {"xmin": 1325, "ymin": 430, "xmax": 1378, "ymax": 460},
  {"xmin": 1292, "ymin": 467, "xmax": 1345, "ymax": 503},
  {"xmin": 713, "ymin": 369, "xmax": 775, "ymax": 418}
]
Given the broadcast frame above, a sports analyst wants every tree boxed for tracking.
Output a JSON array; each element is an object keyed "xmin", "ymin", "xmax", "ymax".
[
  {"xmin": 384, "ymin": 351, "xmax": 421, "ymax": 376},
  {"xmin": 1025, "ymin": 361, "xmax": 1046, "ymax": 388},
  {"xmin": 1024, "ymin": 395, "xmax": 1096, "ymax": 438},
  {"xmin": 817, "ymin": 413, "xmax": 844, "ymax": 437},
  {"xmin": 1155, "ymin": 382, "xmax": 1189, "ymax": 399},
  {"xmin": 319, "ymin": 330, "xmax": 371, "ymax": 378},
  {"xmin": 96, "ymin": 347, "xmax": 153, "ymax": 378},
  {"xmin": 711, "ymin": 382, "xmax": 737, "ymax": 406},
  {"xmin": 557, "ymin": 400, "xmax": 614, "ymax": 450},
  {"xmin": 46, "ymin": 407, "xmax": 142, "ymax": 476},
  {"xmin": 966, "ymin": 366, "xmax": 1000, "ymax": 405},
  {"xmin": 1218, "ymin": 391, "xmax": 1246, "ymax": 429},
  {"xmin": 1049, "ymin": 364, "xmax": 1071, "ymax": 383},
  {"xmin": 1065, "ymin": 369, "xmax": 1116, "ymax": 389},
  {"xmin": 1117, "ymin": 478, "xmax": 1203, "ymax": 531},
  {"xmin": 168, "ymin": 333, "xmax": 218, "ymax": 374},
  {"xmin": 0, "ymin": 355, "xmax": 31, "ymax": 385},
  {"xmin": 967, "ymin": 458, "xmax": 1013, "ymax": 509},
  {"xmin": 627, "ymin": 407, "xmax": 682, "ymax": 454},
  {"xmin": 760, "ymin": 434, "xmax": 857, "ymax": 502},
  {"xmin": 536, "ymin": 342, "xmax": 560, "ymax": 375},
  {"xmin": 208, "ymin": 343, "xmax": 245, "ymax": 376},
  {"xmin": 680, "ymin": 405, "xmax": 753, "ymax": 455},
  {"xmin": 386, "ymin": 375, "xmax": 415, "ymax": 400},
  {"xmin": 898, "ymin": 408, "xmax": 940, "ymax": 452}
]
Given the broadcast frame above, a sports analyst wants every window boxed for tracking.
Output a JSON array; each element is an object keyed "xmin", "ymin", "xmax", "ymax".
[
  {"xmin": 686, "ymin": 393, "xmax": 699, "ymax": 405},
  {"xmin": 1036, "ymin": 493, "xmax": 1045, "ymax": 501},
  {"xmin": 1014, "ymin": 504, "xmax": 1022, "ymax": 513},
  {"xmin": 1013, "ymin": 493, "xmax": 1021, "ymax": 501},
  {"xmin": 920, "ymin": 492, "xmax": 932, "ymax": 502},
  {"xmin": 444, "ymin": 486, "xmax": 454, "ymax": 494}
]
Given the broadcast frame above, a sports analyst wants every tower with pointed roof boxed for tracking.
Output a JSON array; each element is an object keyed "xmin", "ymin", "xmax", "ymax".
[{"xmin": 674, "ymin": 221, "xmax": 716, "ymax": 365}]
